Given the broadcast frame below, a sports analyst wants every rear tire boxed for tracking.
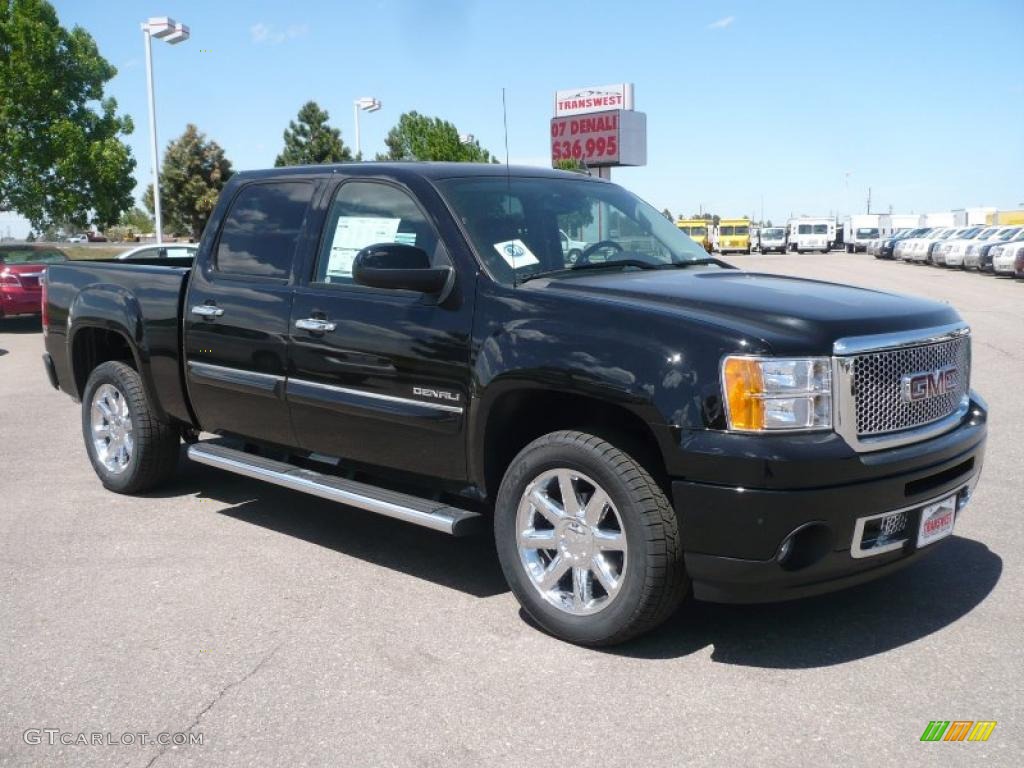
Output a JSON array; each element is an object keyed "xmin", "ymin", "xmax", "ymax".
[
  {"xmin": 82, "ymin": 361, "xmax": 180, "ymax": 494},
  {"xmin": 494, "ymin": 430, "xmax": 687, "ymax": 646}
]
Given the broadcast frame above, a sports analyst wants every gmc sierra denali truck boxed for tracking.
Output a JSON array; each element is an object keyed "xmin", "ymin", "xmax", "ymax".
[{"xmin": 41, "ymin": 164, "xmax": 987, "ymax": 646}]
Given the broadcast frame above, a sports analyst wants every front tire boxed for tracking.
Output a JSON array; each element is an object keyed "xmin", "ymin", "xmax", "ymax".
[
  {"xmin": 82, "ymin": 361, "xmax": 180, "ymax": 494},
  {"xmin": 494, "ymin": 430, "xmax": 687, "ymax": 646}
]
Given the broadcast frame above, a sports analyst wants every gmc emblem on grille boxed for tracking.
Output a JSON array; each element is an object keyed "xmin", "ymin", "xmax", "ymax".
[{"xmin": 900, "ymin": 366, "xmax": 958, "ymax": 403}]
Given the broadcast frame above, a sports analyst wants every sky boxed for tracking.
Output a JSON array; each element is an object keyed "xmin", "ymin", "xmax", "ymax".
[{"xmin": 6, "ymin": 0, "xmax": 1023, "ymax": 236}]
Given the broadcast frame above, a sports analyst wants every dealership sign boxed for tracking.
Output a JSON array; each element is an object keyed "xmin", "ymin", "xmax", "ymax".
[
  {"xmin": 550, "ymin": 109, "xmax": 647, "ymax": 167},
  {"xmin": 554, "ymin": 83, "xmax": 634, "ymax": 117}
]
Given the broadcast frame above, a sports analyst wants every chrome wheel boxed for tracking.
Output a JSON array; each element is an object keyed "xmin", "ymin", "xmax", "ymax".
[
  {"xmin": 91, "ymin": 383, "xmax": 133, "ymax": 475},
  {"xmin": 516, "ymin": 468, "xmax": 627, "ymax": 616}
]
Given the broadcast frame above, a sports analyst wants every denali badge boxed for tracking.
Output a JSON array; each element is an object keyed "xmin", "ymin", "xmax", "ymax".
[
  {"xmin": 901, "ymin": 365, "xmax": 958, "ymax": 403},
  {"xmin": 413, "ymin": 386, "xmax": 461, "ymax": 403}
]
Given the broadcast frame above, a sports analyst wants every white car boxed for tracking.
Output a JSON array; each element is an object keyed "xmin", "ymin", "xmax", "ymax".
[
  {"xmin": 115, "ymin": 244, "xmax": 198, "ymax": 260},
  {"xmin": 941, "ymin": 227, "xmax": 1010, "ymax": 268},
  {"xmin": 892, "ymin": 228, "xmax": 933, "ymax": 262},
  {"xmin": 66, "ymin": 234, "xmax": 88, "ymax": 243},
  {"xmin": 894, "ymin": 228, "xmax": 937, "ymax": 261},
  {"xmin": 991, "ymin": 241, "xmax": 1024, "ymax": 276},
  {"xmin": 917, "ymin": 227, "xmax": 970, "ymax": 266},
  {"xmin": 963, "ymin": 227, "xmax": 1021, "ymax": 270},
  {"xmin": 559, "ymin": 230, "xmax": 589, "ymax": 263},
  {"xmin": 908, "ymin": 228, "xmax": 959, "ymax": 263},
  {"xmin": 917, "ymin": 225, "xmax": 978, "ymax": 264}
]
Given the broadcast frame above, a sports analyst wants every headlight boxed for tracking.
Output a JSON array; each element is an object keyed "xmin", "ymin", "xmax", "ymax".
[{"xmin": 722, "ymin": 356, "xmax": 832, "ymax": 432}]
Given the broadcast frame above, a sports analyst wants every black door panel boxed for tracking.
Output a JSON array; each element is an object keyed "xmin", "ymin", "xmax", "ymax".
[
  {"xmin": 184, "ymin": 180, "xmax": 317, "ymax": 446},
  {"xmin": 288, "ymin": 179, "xmax": 474, "ymax": 481}
]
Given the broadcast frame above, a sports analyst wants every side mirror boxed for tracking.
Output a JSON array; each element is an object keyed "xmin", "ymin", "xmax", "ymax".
[{"xmin": 352, "ymin": 243, "xmax": 452, "ymax": 294}]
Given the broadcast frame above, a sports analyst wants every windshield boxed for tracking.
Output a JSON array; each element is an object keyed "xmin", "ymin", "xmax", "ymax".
[
  {"xmin": 855, "ymin": 228, "xmax": 879, "ymax": 239},
  {"xmin": 812, "ymin": 224, "xmax": 828, "ymax": 234},
  {"xmin": 720, "ymin": 225, "xmax": 749, "ymax": 236},
  {"xmin": 0, "ymin": 248, "xmax": 67, "ymax": 265},
  {"xmin": 762, "ymin": 228, "xmax": 784, "ymax": 239},
  {"xmin": 958, "ymin": 227, "xmax": 983, "ymax": 239},
  {"xmin": 797, "ymin": 224, "xmax": 811, "ymax": 234},
  {"xmin": 994, "ymin": 228, "xmax": 1018, "ymax": 240},
  {"xmin": 438, "ymin": 176, "xmax": 712, "ymax": 285},
  {"xmin": 684, "ymin": 226, "xmax": 708, "ymax": 237},
  {"xmin": 1009, "ymin": 229, "xmax": 1024, "ymax": 242}
]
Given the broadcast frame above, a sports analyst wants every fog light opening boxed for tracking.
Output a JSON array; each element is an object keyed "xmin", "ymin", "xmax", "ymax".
[{"xmin": 777, "ymin": 522, "xmax": 833, "ymax": 572}]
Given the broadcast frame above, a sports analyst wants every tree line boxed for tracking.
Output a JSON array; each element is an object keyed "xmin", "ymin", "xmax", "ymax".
[{"xmin": 0, "ymin": 1, "xmax": 499, "ymax": 240}]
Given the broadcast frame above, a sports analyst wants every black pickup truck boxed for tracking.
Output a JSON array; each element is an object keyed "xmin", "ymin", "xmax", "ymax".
[{"xmin": 41, "ymin": 163, "xmax": 987, "ymax": 645}]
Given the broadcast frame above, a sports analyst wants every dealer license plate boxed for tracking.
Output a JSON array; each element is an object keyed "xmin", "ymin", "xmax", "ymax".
[{"xmin": 916, "ymin": 496, "xmax": 956, "ymax": 549}]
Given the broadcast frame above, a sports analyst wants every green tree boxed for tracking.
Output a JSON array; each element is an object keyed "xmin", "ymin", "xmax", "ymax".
[
  {"xmin": 275, "ymin": 101, "xmax": 352, "ymax": 167},
  {"xmin": 119, "ymin": 206, "xmax": 154, "ymax": 232},
  {"xmin": 379, "ymin": 111, "xmax": 497, "ymax": 162},
  {"xmin": 691, "ymin": 212, "xmax": 721, "ymax": 226},
  {"xmin": 661, "ymin": 208, "xmax": 673, "ymax": 221},
  {"xmin": 144, "ymin": 125, "xmax": 233, "ymax": 240},
  {"xmin": 0, "ymin": 0, "xmax": 136, "ymax": 230}
]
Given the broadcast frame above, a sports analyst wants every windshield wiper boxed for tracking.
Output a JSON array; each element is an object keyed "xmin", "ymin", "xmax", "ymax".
[
  {"xmin": 519, "ymin": 257, "xmax": 732, "ymax": 284},
  {"xmin": 656, "ymin": 257, "xmax": 734, "ymax": 269},
  {"xmin": 519, "ymin": 259, "xmax": 658, "ymax": 283}
]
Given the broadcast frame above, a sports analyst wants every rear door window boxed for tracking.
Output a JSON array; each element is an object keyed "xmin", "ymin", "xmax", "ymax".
[{"xmin": 216, "ymin": 182, "xmax": 315, "ymax": 278}]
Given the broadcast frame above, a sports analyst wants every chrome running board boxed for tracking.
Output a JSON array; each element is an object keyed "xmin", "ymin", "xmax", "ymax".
[{"xmin": 187, "ymin": 442, "xmax": 483, "ymax": 536}]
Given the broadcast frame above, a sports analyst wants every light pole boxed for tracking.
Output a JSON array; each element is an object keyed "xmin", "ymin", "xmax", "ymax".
[
  {"xmin": 353, "ymin": 97, "xmax": 381, "ymax": 159},
  {"xmin": 142, "ymin": 17, "xmax": 189, "ymax": 244}
]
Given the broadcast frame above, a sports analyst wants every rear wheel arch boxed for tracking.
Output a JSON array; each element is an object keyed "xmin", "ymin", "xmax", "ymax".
[{"xmin": 68, "ymin": 325, "xmax": 167, "ymax": 421}]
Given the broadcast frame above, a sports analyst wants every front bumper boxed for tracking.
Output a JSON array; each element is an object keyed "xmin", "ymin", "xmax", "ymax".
[{"xmin": 673, "ymin": 396, "xmax": 987, "ymax": 603}]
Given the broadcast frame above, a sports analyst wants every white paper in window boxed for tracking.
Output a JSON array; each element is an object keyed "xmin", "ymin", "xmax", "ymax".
[
  {"xmin": 493, "ymin": 238, "xmax": 539, "ymax": 269},
  {"xmin": 326, "ymin": 216, "xmax": 401, "ymax": 279}
]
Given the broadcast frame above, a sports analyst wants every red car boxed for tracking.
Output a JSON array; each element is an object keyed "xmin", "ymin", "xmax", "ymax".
[{"xmin": 0, "ymin": 245, "xmax": 68, "ymax": 320}]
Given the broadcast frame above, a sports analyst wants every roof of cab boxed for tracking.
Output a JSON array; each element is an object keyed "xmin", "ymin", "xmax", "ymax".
[{"xmin": 230, "ymin": 162, "xmax": 602, "ymax": 183}]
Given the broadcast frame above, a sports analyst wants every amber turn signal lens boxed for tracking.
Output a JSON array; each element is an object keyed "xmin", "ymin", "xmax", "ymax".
[{"xmin": 723, "ymin": 357, "xmax": 765, "ymax": 430}]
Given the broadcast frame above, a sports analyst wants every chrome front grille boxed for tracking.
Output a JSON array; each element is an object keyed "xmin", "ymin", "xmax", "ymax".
[{"xmin": 851, "ymin": 336, "xmax": 970, "ymax": 436}]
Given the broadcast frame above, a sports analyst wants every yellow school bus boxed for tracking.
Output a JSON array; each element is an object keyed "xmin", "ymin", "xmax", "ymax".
[
  {"xmin": 675, "ymin": 218, "xmax": 712, "ymax": 253},
  {"xmin": 717, "ymin": 218, "xmax": 751, "ymax": 254}
]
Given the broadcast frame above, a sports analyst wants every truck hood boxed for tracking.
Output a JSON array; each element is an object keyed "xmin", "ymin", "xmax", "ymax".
[{"xmin": 541, "ymin": 268, "xmax": 959, "ymax": 354}]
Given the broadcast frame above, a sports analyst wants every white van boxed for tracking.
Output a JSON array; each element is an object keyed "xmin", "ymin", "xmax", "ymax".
[{"xmin": 791, "ymin": 218, "xmax": 833, "ymax": 253}]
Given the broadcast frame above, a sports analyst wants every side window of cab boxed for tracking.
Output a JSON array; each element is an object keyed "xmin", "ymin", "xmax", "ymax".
[
  {"xmin": 313, "ymin": 181, "xmax": 450, "ymax": 285},
  {"xmin": 215, "ymin": 182, "xmax": 315, "ymax": 279}
]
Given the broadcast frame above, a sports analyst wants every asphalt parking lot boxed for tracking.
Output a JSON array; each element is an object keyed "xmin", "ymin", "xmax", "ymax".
[{"xmin": 1, "ymin": 253, "xmax": 1021, "ymax": 767}]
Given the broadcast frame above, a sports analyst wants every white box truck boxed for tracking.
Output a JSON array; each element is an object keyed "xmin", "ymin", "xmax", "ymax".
[
  {"xmin": 924, "ymin": 212, "xmax": 956, "ymax": 227},
  {"xmin": 887, "ymin": 214, "xmax": 923, "ymax": 234},
  {"xmin": 952, "ymin": 207, "xmax": 997, "ymax": 227},
  {"xmin": 843, "ymin": 214, "xmax": 883, "ymax": 253}
]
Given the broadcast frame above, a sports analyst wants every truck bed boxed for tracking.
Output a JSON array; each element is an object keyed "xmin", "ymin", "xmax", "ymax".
[{"xmin": 43, "ymin": 258, "xmax": 195, "ymax": 425}]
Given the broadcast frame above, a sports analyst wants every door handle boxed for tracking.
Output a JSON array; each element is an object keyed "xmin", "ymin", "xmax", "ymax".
[
  {"xmin": 295, "ymin": 318, "xmax": 337, "ymax": 333},
  {"xmin": 191, "ymin": 304, "xmax": 225, "ymax": 318}
]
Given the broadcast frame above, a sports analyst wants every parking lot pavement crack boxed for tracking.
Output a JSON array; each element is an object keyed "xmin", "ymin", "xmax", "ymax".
[{"xmin": 142, "ymin": 639, "xmax": 286, "ymax": 768}]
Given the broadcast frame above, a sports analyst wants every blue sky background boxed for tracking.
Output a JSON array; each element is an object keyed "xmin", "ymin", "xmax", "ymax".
[{"xmin": 28, "ymin": 1, "xmax": 1024, "ymax": 229}]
